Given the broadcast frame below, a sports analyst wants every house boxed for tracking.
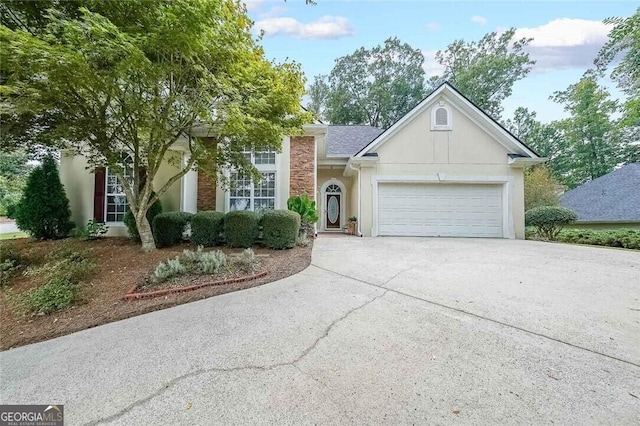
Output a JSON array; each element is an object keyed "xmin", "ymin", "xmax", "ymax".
[
  {"xmin": 560, "ymin": 163, "xmax": 640, "ymax": 230},
  {"xmin": 59, "ymin": 82, "xmax": 544, "ymax": 239}
]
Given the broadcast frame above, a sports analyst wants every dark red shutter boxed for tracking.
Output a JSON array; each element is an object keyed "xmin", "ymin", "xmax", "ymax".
[
  {"xmin": 138, "ymin": 167, "xmax": 147, "ymax": 191},
  {"xmin": 94, "ymin": 167, "xmax": 106, "ymax": 222}
]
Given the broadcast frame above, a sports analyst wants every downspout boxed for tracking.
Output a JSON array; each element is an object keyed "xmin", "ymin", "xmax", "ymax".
[{"xmin": 347, "ymin": 162, "xmax": 362, "ymax": 237}]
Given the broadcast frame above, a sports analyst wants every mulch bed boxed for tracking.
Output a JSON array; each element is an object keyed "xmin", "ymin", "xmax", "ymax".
[{"xmin": 0, "ymin": 237, "xmax": 312, "ymax": 350}]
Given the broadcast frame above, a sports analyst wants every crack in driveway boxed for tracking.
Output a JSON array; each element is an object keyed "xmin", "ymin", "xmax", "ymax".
[
  {"xmin": 310, "ymin": 263, "xmax": 640, "ymax": 369},
  {"xmin": 83, "ymin": 289, "xmax": 388, "ymax": 425}
]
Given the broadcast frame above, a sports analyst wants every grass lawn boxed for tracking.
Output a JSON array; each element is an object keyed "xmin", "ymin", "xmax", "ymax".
[
  {"xmin": 0, "ymin": 232, "xmax": 28, "ymax": 240},
  {"xmin": 1, "ymin": 237, "xmax": 312, "ymax": 350}
]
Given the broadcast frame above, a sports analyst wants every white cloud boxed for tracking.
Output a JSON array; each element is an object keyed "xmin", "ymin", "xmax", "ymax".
[
  {"xmin": 425, "ymin": 22, "xmax": 440, "ymax": 32},
  {"xmin": 514, "ymin": 18, "xmax": 614, "ymax": 72},
  {"xmin": 422, "ymin": 49, "xmax": 445, "ymax": 77},
  {"xmin": 254, "ymin": 15, "xmax": 355, "ymax": 39},
  {"xmin": 244, "ymin": 0, "xmax": 265, "ymax": 12},
  {"xmin": 471, "ymin": 16, "xmax": 488, "ymax": 25},
  {"xmin": 258, "ymin": 5, "xmax": 287, "ymax": 20}
]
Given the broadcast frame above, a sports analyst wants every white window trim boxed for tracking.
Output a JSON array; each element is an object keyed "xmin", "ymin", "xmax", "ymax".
[
  {"xmin": 431, "ymin": 101, "xmax": 452, "ymax": 131},
  {"xmin": 104, "ymin": 165, "xmax": 132, "ymax": 224},
  {"xmin": 226, "ymin": 150, "xmax": 278, "ymax": 212}
]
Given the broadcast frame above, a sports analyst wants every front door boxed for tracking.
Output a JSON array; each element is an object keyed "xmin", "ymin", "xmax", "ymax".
[{"xmin": 326, "ymin": 193, "xmax": 341, "ymax": 229}]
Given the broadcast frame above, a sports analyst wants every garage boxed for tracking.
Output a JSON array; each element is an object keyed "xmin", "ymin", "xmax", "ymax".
[{"xmin": 377, "ymin": 183, "xmax": 504, "ymax": 237}]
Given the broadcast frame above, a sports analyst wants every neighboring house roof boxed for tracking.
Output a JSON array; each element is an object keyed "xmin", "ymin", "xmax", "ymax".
[
  {"xmin": 326, "ymin": 125, "xmax": 384, "ymax": 157},
  {"xmin": 560, "ymin": 163, "xmax": 640, "ymax": 222},
  {"xmin": 354, "ymin": 82, "xmax": 540, "ymax": 159}
]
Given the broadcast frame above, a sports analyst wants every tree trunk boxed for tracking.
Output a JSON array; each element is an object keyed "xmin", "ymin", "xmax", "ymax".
[{"xmin": 136, "ymin": 211, "xmax": 156, "ymax": 252}]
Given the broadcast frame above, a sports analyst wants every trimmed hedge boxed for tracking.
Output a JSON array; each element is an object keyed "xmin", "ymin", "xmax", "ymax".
[
  {"xmin": 224, "ymin": 211, "xmax": 260, "ymax": 248},
  {"xmin": 557, "ymin": 229, "xmax": 640, "ymax": 250},
  {"xmin": 191, "ymin": 211, "xmax": 225, "ymax": 247},
  {"xmin": 261, "ymin": 210, "xmax": 300, "ymax": 249},
  {"xmin": 152, "ymin": 212, "xmax": 193, "ymax": 248},
  {"xmin": 525, "ymin": 206, "xmax": 578, "ymax": 240},
  {"xmin": 124, "ymin": 195, "xmax": 162, "ymax": 242}
]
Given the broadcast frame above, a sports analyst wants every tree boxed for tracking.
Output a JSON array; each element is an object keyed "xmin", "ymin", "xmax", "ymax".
[
  {"xmin": 306, "ymin": 75, "xmax": 329, "ymax": 122},
  {"xmin": 550, "ymin": 71, "xmax": 622, "ymax": 188},
  {"xmin": 523, "ymin": 165, "xmax": 560, "ymax": 211},
  {"xmin": 0, "ymin": 149, "xmax": 31, "ymax": 215},
  {"xmin": 428, "ymin": 29, "xmax": 535, "ymax": 120},
  {"xmin": 504, "ymin": 107, "xmax": 569, "ymax": 179},
  {"xmin": 1, "ymin": 0, "xmax": 310, "ymax": 251},
  {"xmin": 596, "ymin": 7, "xmax": 640, "ymax": 127},
  {"xmin": 310, "ymin": 37, "xmax": 425, "ymax": 128},
  {"xmin": 15, "ymin": 156, "xmax": 74, "ymax": 239}
]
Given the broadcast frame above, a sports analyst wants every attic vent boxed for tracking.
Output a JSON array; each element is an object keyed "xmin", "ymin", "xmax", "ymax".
[
  {"xmin": 435, "ymin": 108, "xmax": 448, "ymax": 126},
  {"xmin": 431, "ymin": 102, "xmax": 452, "ymax": 130}
]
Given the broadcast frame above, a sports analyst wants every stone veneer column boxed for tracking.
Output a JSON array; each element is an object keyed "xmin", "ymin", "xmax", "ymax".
[
  {"xmin": 197, "ymin": 171, "xmax": 216, "ymax": 211},
  {"xmin": 289, "ymin": 136, "xmax": 315, "ymax": 200}
]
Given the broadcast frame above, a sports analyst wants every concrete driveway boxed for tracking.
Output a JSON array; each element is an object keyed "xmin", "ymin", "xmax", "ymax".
[{"xmin": 1, "ymin": 237, "xmax": 639, "ymax": 424}]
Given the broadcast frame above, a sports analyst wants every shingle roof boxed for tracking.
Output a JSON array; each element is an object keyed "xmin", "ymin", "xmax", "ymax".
[
  {"xmin": 326, "ymin": 125, "xmax": 384, "ymax": 156},
  {"xmin": 560, "ymin": 163, "xmax": 640, "ymax": 222}
]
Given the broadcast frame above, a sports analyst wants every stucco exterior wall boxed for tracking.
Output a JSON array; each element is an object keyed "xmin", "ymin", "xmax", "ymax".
[
  {"xmin": 59, "ymin": 150, "xmax": 183, "ymax": 237},
  {"xmin": 357, "ymin": 99, "xmax": 526, "ymax": 238}
]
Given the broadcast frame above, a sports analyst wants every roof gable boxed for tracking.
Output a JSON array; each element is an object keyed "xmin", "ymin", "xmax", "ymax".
[
  {"xmin": 560, "ymin": 163, "xmax": 640, "ymax": 222},
  {"xmin": 354, "ymin": 82, "xmax": 539, "ymax": 158}
]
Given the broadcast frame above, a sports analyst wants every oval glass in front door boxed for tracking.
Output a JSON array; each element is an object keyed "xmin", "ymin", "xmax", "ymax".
[{"xmin": 326, "ymin": 195, "xmax": 340, "ymax": 228}]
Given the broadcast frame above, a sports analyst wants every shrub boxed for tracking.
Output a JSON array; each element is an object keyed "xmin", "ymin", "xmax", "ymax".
[
  {"xmin": 525, "ymin": 206, "xmax": 578, "ymax": 240},
  {"xmin": 287, "ymin": 195, "xmax": 318, "ymax": 237},
  {"xmin": 261, "ymin": 209, "xmax": 300, "ymax": 249},
  {"xmin": 224, "ymin": 211, "xmax": 260, "ymax": 248},
  {"xmin": 235, "ymin": 248, "xmax": 259, "ymax": 273},
  {"xmin": 124, "ymin": 195, "xmax": 163, "ymax": 241},
  {"xmin": 557, "ymin": 229, "xmax": 640, "ymax": 250},
  {"xmin": 191, "ymin": 211, "xmax": 225, "ymax": 246},
  {"xmin": 5, "ymin": 202, "xmax": 17, "ymax": 219},
  {"xmin": 23, "ymin": 278, "xmax": 75, "ymax": 314},
  {"xmin": 152, "ymin": 212, "xmax": 193, "ymax": 248},
  {"xmin": 73, "ymin": 220, "xmax": 108, "ymax": 240},
  {"xmin": 152, "ymin": 246, "xmax": 228, "ymax": 282},
  {"xmin": 15, "ymin": 156, "xmax": 74, "ymax": 239}
]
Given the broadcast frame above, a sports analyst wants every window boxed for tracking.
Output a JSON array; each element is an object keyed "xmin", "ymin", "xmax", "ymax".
[
  {"xmin": 105, "ymin": 162, "xmax": 133, "ymax": 222},
  {"xmin": 228, "ymin": 149, "xmax": 277, "ymax": 212},
  {"xmin": 326, "ymin": 184, "xmax": 342, "ymax": 193},
  {"xmin": 431, "ymin": 101, "xmax": 452, "ymax": 130},
  {"xmin": 229, "ymin": 171, "xmax": 276, "ymax": 212}
]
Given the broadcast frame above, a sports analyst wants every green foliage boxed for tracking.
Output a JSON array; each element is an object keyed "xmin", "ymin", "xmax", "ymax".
[
  {"xmin": 1, "ymin": 0, "xmax": 311, "ymax": 251},
  {"xmin": 235, "ymin": 248, "xmax": 259, "ymax": 273},
  {"xmin": 73, "ymin": 220, "xmax": 108, "ymax": 240},
  {"xmin": 525, "ymin": 206, "xmax": 578, "ymax": 241},
  {"xmin": 5, "ymin": 202, "xmax": 17, "ymax": 219},
  {"xmin": 557, "ymin": 229, "xmax": 640, "ymax": 250},
  {"xmin": 0, "ymin": 150, "xmax": 31, "ymax": 216},
  {"xmin": 15, "ymin": 156, "xmax": 74, "ymax": 239},
  {"xmin": 428, "ymin": 29, "xmax": 535, "ymax": 119},
  {"xmin": 152, "ymin": 212, "xmax": 193, "ymax": 248},
  {"xmin": 124, "ymin": 196, "xmax": 162, "ymax": 242},
  {"xmin": 550, "ymin": 71, "xmax": 622, "ymax": 188},
  {"xmin": 191, "ymin": 211, "xmax": 225, "ymax": 247},
  {"xmin": 287, "ymin": 195, "xmax": 319, "ymax": 224},
  {"xmin": 223, "ymin": 211, "xmax": 261, "ymax": 248},
  {"xmin": 524, "ymin": 165, "xmax": 560, "ymax": 211},
  {"xmin": 261, "ymin": 210, "xmax": 301, "ymax": 249},
  {"xmin": 152, "ymin": 246, "xmax": 228, "ymax": 282},
  {"xmin": 596, "ymin": 8, "xmax": 640, "ymax": 127},
  {"xmin": 21, "ymin": 244, "xmax": 93, "ymax": 314},
  {"xmin": 0, "ymin": 242, "xmax": 25, "ymax": 286},
  {"xmin": 309, "ymin": 37, "xmax": 425, "ymax": 128},
  {"xmin": 23, "ymin": 278, "xmax": 75, "ymax": 315}
]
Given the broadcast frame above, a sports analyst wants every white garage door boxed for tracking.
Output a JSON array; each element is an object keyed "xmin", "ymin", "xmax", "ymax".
[{"xmin": 377, "ymin": 183, "xmax": 504, "ymax": 237}]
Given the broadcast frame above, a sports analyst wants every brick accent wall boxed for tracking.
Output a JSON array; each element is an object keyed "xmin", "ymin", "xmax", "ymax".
[
  {"xmin": 197, "ymin": 170, "xmax": 216, "ymax": 211},
  {"xmin": 289, "ymin": 136, "xmax": 315, "ymax": 200}
]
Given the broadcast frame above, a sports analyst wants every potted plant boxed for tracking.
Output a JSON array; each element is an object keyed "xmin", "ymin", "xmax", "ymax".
[{"xmin": 346, "ymin": 216, "xmax": 357, "ymax": 235}]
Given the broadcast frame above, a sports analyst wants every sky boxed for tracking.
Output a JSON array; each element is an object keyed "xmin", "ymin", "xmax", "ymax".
[{"xmin": 244, "ymin": 0, "xmax": 638, "ymax": 124}]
